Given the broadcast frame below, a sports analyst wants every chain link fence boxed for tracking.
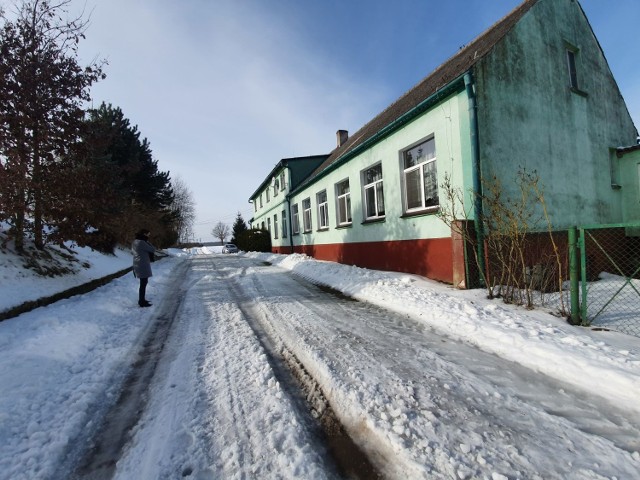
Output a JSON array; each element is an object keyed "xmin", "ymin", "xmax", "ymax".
[{"xmin": 578, "ymin": 223, "xmax": 640, "ymax": 336}]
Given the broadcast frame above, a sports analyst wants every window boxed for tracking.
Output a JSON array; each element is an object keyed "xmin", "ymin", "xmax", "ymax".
[
  {"xmin": 302, "ymin": 198, "xmax": 312, "ymax": 232},
  {"xmin": 254, "ymin": 200, "xmax": 257, "ymax": 212},
  {"xmin": 317, "ymin": 190, "xmax": 329, "ymax": 230},
  {"xmin": 266, "ymin": 188, "xmax": 270, "ymax": 203},
  {"xmin": 279, "ymin": 172, "xmax": 286, "ymax": 191},
  {"xmin": 274, "ymin": 214, "xmax": 279, "ymax": 239},
  {"xmin": 403, "ymin": 137, "xmax": 438, "ymax": 212},
  {"xmin": 273, "ymin": 177, "xmax": 279, "ymax": 197},
  {"xmin": 282, "ymin": 209, "xmax": 288, "ymax": 238},
  {"xmin": 363, "ymin": 164, "xmax": 385, "ymax": 220},
  {"xmin": 267, "ymin": 218, "xmax": 271, "ymax": 234},
  {"xmin": 567, "ymin": 49, "xmax": 578, "ymax": 89},
  {"xmin": 336, "ymin": 179, "xmax": 352, "ymax": 226},
  {"xmin": 292, "ymin": 203, "xmax": 300, "ymax": 234},
  {"xmin": 259, "ymin": 194, "xmax": 263, "ymax": 208}
]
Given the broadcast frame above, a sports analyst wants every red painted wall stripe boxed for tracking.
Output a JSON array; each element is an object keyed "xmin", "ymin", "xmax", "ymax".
[{"xmin": 273, "ymin": 238, "xmax": 453, "ymax": 283}]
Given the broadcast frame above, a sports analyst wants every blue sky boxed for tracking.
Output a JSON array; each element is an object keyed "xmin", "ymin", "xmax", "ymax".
[{"xmin": 66, "ymin": 0, "xmax": 640, "ymax": 241}]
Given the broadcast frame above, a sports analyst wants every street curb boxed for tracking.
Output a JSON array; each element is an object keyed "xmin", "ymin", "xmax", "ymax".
[{"xmin": 0, "ymin": 267, "xmax": 133, "ymax": 322}]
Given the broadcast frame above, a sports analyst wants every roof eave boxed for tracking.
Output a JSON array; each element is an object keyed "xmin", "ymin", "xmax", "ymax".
[{"xmin": 288, "ymin": 74, "xmax": 467, "ymax": 197}]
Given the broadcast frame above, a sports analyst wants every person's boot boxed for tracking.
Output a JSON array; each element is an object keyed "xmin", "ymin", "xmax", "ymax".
[{"xmin": 139, "ymin": 300, "xmax": 152, "ymax": 307}]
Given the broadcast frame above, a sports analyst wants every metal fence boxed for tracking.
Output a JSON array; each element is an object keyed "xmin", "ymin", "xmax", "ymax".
[{"xmin": 574, "ymin": 223, "xmax": 640, "ymax": 336}]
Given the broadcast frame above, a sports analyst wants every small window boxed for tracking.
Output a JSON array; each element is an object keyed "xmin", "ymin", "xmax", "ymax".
[
  {"xmin": 259, "ymin": 194, "xmax": 263, "ymax": 208},
  {"xmin": 567, "ymin": 49, "xmax": 579, "ymax": 89},
  {"xmin": 302, "ymin": 198, "xmax": 312, "ymax": 232},
  {"xmin": 266, "ymin": 218, "xmax": 271, "ymax": 234},
  {"xmin": 273, "ymin": 177, "xmax": 279, "ymax": 197},
  {"xmin": 363, "ymin": 164, "xmax": 385, "ymax": 220},
  {"xmin": 266, "ymin": 188, "xmax": 270, "ymax": 203},
  {"xmin": 282, "ymin": 209, "xmax": 288, "ymax": 238},
  {"xmin": 254, "ymin": 200, "xmax": 257, "ymax": 212},
  {"xmin": 292, "ymin": 204, "xmax": 300, "ymax": 234},
  {"xmin": 261, "ymin": 221, "xmax": 265, "ymax": 230},
  {"xmin": 336, "ymin": 179, "xmax": 352, "ymax": 226},
  {"xmin": 317, "ymin": 190, "xmax": 329, "ymax": 230},
  {"xmin": 280, "ymin": 172, "xmax": 286, "ymax": 191},
  {"xmin": 274, "ymin": 214, "xmax": 279, "ymax": 239},
  {"xmin": 403, "ymin": 137, "xmax": 439, "ymax": 212}
]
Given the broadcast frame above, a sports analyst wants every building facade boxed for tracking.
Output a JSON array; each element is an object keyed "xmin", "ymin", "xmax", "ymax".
[{"xmin": 249, "ymin": 0, "xmax": 638, "ymax": 287}]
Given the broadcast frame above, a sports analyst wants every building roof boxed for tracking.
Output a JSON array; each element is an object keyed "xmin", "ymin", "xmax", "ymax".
[
  {"xmin": 248, "ymin": 154, "xmax": 329, "ymax": 201},
  {"xmin": 301, "ymin": 0, "xmax": 539, "ymax": 187},
  {"xmin": 617, "ymin": 144, "xmax": 640, "ymax": 156}
]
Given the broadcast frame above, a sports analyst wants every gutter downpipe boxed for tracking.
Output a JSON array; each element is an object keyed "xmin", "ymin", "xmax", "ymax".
[
  {"xmin": 286, "ymin": 194, "xmax": 294, "ymax": 254},
  {"xmin": 464, "ymin": 71, "xmax": 486, "ymax": 288}
]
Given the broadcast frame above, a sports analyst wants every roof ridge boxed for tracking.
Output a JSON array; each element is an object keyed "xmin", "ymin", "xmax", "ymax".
[{"xmin": 306, "ymin": 0, "xmax": 539, "ymax": 183}]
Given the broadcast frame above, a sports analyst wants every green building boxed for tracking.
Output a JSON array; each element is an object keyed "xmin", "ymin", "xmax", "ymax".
[{"xmin": 249, "ymin": 0, "xmax": 638, "ymax": 287}]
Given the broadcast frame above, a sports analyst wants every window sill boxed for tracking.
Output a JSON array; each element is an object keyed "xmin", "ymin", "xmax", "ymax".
[
  {"xmin": 316, "ymin": 227, "xmax": 330, "ymax": 232},
  {"xmin": 336, "ymin": 223, "xmax": 353, "ymax": 230},
  {"xmin": 401, "ymin": 207, "xmax": 440, "ymax": 219},
  {"xmin": 302, "ymin": 230, "xmax": 312, "ymax": 234},
  {"xmin": 361, "ymin": 217, "xmax": 386, "ymax": 225},
  {"xmin": 569, "ymin": 86, "xmax": 588, "ymax": 97}
]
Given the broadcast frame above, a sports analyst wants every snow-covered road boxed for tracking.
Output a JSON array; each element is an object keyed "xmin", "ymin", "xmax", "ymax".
[
  {"xmin": 1, "ymin": 251, "xmax": 639, "ymax": 479},
  {"xmin": 209, "ymin": 255, "xmax": 639, "ymax": 479}
]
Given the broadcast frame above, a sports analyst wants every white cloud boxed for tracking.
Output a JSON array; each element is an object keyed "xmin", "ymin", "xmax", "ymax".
[{"xmin": 72, "ymin": 0, "xmax": 389, "ymax": 239}]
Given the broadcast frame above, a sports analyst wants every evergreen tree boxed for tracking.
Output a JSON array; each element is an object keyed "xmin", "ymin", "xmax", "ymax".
[
  {"xmin": 231, "ymin": 212, "xmax": 248, "ymax": 244},
  {"xmin": 78, "ymin": 103, "xmax": 177, "ymax": 248}
]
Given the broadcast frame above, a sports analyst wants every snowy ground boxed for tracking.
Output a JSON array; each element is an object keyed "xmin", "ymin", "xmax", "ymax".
[{"xmin": 0, "ymin": 246, "xmax": 639, "ymax": 479}]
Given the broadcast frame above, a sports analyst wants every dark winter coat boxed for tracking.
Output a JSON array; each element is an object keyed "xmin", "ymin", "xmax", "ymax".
[{"xmin": 132, "ymin": 238, "xmax": 156, "ymax": 279}]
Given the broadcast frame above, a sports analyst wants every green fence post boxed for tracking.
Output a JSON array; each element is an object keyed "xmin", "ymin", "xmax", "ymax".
[
  {"xmin": 568, "ymin": 227, "xmax": 580, "ymax": 324},
  {"xmin": 579, "ymin": 228, "xmax": 589, "ymax": 324}
]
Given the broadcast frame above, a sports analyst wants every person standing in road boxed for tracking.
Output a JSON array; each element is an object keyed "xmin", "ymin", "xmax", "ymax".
[{"xmin": 132, "ymin": 229, "xmax": 156, "ymax": 307}]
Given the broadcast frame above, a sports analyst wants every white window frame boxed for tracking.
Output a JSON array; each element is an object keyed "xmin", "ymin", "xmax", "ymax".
[
  {"xmin": 279, "ymin": 172, "xmax": 286, "ymax": 191},
  {"xmin": 273, "ymin": 177, "xmax": 279, "ymax": 197},
  {"xmin": 362, "ymin": 163, "xmax": 385, "ymax": 220},
  {"xmin": 335, "ymin": 179, "xmax": 352, "ymax": 226},
  {"xmin": 302, "ymin": 198, "xmax": 312, "ymax": 232},
  {"xmin": 281, "ymin": 209, "xmax": 288, "ymax": 238},
  {"xmin": 317, "ymin": 190, "xmax": 329, "ymax": 230},
  {"xmin": 292, "ymin": 203, "xmax": 300, "ymax": 234},
  {"xmin": 274, "ymin": 214, "xmax": 279, "ymax": 239},
  {"xmin": 402, "ymin": 137, "xmax": 439, "ymax": 213},
  {"xmin": 259, "ymin": 194, "xmax": 263, "ymax": 208},
  {"xmin": 267, "ymin": 217, "xmax": 271, "ymax": 234},
  {"xmin": 266, "ymin": 187, "xmax": 270, "ymax": 203}
]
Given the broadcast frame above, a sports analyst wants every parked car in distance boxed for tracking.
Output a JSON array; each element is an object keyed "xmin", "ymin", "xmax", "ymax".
[{"xmin": 222, "ymin": 243, "xmax": 238, "ymax": 254}]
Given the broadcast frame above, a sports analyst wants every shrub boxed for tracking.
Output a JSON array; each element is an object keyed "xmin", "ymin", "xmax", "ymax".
[{"xmin": 236, "ymin": 228, "xmax": 271, "ymax": 253}]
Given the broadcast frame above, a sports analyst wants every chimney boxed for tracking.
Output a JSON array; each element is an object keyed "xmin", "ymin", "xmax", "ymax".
[{"xmin": 336, "ymin": 130, "xmax": 348, "ymax": 147}]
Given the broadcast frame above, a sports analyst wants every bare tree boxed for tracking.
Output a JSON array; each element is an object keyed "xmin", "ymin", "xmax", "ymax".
[
  {"xmin": 439, "ymin": 169, "xmax": 567, "ymax": 313},
  {"xmin": 169, "ymin": 175, "xmax": 196, "ymax": 244},
  {"xmin": 211, "ymin": 221, "xmax": 229, "ymax": 244}
]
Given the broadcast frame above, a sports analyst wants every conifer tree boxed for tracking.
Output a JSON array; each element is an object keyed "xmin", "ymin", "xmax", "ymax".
[{"xmin": 231, "ymin": 212, "xmax": 248, "ymax": 244}]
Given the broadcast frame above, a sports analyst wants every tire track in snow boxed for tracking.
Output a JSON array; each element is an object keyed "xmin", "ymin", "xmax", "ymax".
[
  {"xmin": 235, "ymin": 258, "xmax": 640, "ymax": 479},
  {"xmin": 67, "ymin": 260, "xmax": 191, "ymax": 480},
  {"xmin": 190, "ymin": 256, "xmax": 338, "ymax": 479},
  {"xmin": 204, "ymin": 256, "xmax": 381, "ymax": 479}
]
